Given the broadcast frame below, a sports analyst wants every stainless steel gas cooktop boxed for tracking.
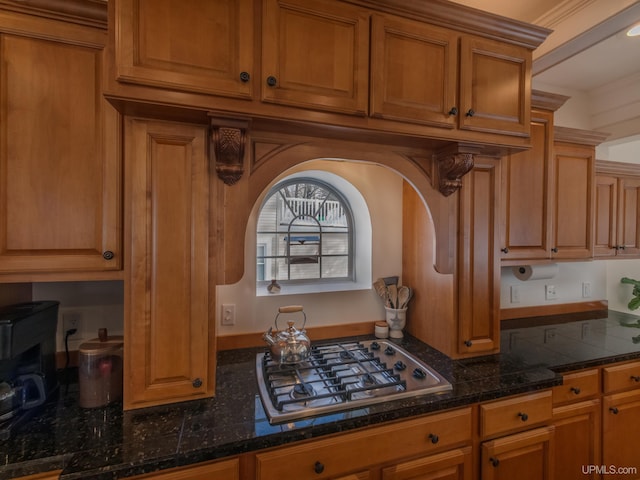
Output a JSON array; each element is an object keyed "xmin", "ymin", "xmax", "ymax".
[{"xmin": 256, "ymin": 339, "xmax": 452, "ymax": 424}]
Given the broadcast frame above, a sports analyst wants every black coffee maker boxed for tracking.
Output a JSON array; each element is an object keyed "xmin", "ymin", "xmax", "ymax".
[{"xmin": 0, "ymin": 301, "xmax": 59, "ymax": 440}]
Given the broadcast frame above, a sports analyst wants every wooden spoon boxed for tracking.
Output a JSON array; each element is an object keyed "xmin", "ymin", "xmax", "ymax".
[
  {"xmin": 388, "ymin": 284, "xmax": 398, "ymax": 309},
  {"xmin": 397, "ymin": 286, "xmax": 411, "ymax": 309}
]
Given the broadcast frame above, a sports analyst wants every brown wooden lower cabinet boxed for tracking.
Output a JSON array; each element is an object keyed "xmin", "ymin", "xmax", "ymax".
[
  {"xmin": 552, "ymin": 399, "xmax": 601, "ymax": 479},
  {"xmin": 602, "ymin": 389, "xmax": 640, "ymax": 479},
  {"xmin": 381, "ymin": 447, "xmax": 472, "ymax": 480},
  {"xmin": 125, "ymin": 458, "xmax": 239, "ymax": 479},
  {"xmin": 481, "ymin": 426, "xmax": 555, "ymax": 480}
]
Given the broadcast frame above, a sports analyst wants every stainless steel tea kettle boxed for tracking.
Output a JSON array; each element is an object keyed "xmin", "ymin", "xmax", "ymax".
[{"xmin": 262, "ymin": 306, "xmax": 311, "ymax": 364}]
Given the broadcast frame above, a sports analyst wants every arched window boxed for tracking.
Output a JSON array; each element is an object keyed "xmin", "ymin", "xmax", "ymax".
[{"xmin": 256, "ymin": 177, "xmax": 354, "ymax": 286}]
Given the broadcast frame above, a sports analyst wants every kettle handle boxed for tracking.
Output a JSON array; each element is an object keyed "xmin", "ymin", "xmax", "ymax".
[
  {"xmin": 275, "ymin": 305, "xmax": 306, "ymax": 331},
  {"xmin": 278, "ymin": 305, "xmax": 303, "ymax": 313},
  {"xmin": 17, "ymin": 373, "xmax": 46, "ymax": 409}
]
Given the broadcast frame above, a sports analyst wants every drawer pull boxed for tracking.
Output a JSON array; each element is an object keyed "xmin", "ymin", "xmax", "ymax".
[
  {"xmin": 428, "ymin": 433, "xmax": 439, "ymax": 444},
  {"xmin": 448, "ymin": 106, "xmax": 458, "ymax": 116},
  {"xmin": 570, "ymin": 386, "xmax": 581, "ymax": 395},
  {"xmin": 610, "ymin": 407, "xmax": 619, "ymax": 415},
  {"xmin": 517, "ymin": 412, "xmax": 528, "ymax": 422},
  {"xmin": 314, "ymin": 461, "xmax": 324, "ymax": 474},
  {"xmin": 103, "ymin": 250, "xmax": 114, "ymax": 260},
  {"xmin": 490, "ymin": 457, "xmax": 500, "ymax": 467},
  {"xmin": 631, "ymin": 375, "xmax": 640, "ymax": 382},
  {"xmin": 464, "ymin": 339, "xmax": 473, "ymax": 347}
]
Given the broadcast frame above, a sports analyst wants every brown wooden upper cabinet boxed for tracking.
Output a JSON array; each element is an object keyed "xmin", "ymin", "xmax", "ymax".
[
  {"xmin": 595, "ymin": 160, "xmax": 640, "ymax": 258},
  {"xmin": 0, "ymin": 9, "xmax": 121, "ymax": 277},
  {"xmin": 262, "ymin": 0, "xmax": 370, "ymax": 115},
  {"xmin": 115, "ymin": 0, "xmax": 254, "ymax": 99},
  {"xmin": 501, "ymin": 117, "xmax": 608, "ymax": 262},
  {"xmin": 370, "ymin": 14, "xmax": 531, "ymax": 137}
]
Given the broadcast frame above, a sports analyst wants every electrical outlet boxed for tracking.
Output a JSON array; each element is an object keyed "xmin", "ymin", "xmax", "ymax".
[
  {"xmin": 510, "ymin": 285, "xmax": 520, "ymax": 303},
  {"xmin": 545, "ymin": 284, "xmax": 557, "ymax": 300},
  {"xmin": 544, "ymin": 328, "xmax": 556, "ymax": 344},
  {"xmin": 62, "ymin": 311, "xmax": 81, "ymax": 334},
  {"xmin": 581, "ymin": 322, "xmax": 590, "ymax": 339},
  {"xmin": 582, "ymin": 281, "xmax": 592, "ymax": 298},
  {"xmin": 221, "ymin": 304, "xmax": 236, "ymax": 326}
]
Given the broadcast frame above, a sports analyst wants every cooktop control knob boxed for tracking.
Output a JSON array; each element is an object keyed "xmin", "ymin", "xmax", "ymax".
[
  {"xmin": 370, "ymin": 341, "xmax": 380, "ymax": 350},
  {"xmin": 394, "ymin": 361, "xmax": 406, "ymax": 371},
  {"xmin": 413, "ymin": 368, "xmax": 427, "ymax": 379},
  {"xmin": 384, "ymin": 346, "xmax": 395, "ymax": 356}
]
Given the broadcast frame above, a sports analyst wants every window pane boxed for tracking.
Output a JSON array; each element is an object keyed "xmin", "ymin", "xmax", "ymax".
[
  {"xmin": 321, "ymin": 233, "xmax": 349, "ymax": 255},
  {"xmin": 321, "ymin": 256, "xmax": 349, "ymax": 278}
]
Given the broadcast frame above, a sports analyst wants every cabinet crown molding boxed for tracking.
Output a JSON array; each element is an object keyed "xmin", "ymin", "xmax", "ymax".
[
  {"xmin": 554, "ymin": 126, "xmax": 610, "ymax": 146},
  {"xmin": 0, "ymin": 0, "xmax": 107, "ymax": 27}
]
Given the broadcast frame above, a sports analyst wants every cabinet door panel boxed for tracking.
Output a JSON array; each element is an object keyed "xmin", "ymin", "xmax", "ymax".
[
  {"xmin": 458, "ymin": 158, "xmax": 500, "ymax": 354},
  {"xmin": 552, "ymin": 142, "xmax": 594, "ymax": 258},
  {"xmin": 481, "ymin": 426, "xmax": 554, "ymax": 480},
  {"xmin": 552, "ymin": 400, "xmax": 600, "ymax": 480},
  {"xmin": 370, "ymin": 14, "xmax": 457, "ymax": 127},
  {"xmin": 382, "ymin": 447, "xmax": 472, "ymax": 480},
  {"xmin": 124, "ymin": 118, "xmax": 210, "ymax": 409},
  {"xmin": 262, "ymin": 0, "xmax": 369, "ymax": 115},
  {"xmin": 459, "ymin": 37, "xmax": 530, "ymax": 137},
  {"xmin": 617, "ymin": 177, "xmax": 640, "ymax": 256},
  {"xmin": 116, "ymin": 0, "xmax": 253, "ymax": 98},
  {"xmin": 501, "ymin": 110, "xmax": 553, "ymax": 260},
  {"xmin": 0, "ymin": 34, "xmax": 120, "ymax": 273},
  {"xmin": 602, "ymin": 389, "xmax": 640, "ymax": 477},
  {"xmin": 594, "ymin": 174, "xmax": 618, "ymax": 257}
]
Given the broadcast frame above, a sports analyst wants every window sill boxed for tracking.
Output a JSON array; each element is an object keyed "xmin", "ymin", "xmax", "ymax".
[{"xmin": 256, "ymin": 280, "xmax": 371, "ymax": 297}]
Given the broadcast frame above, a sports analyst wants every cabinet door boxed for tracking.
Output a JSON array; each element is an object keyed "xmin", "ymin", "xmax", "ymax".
[
  {"xmin": 552, "ymin": 142, "xmax": 595, "ymax": 259},
  {"xmin": 481, "ymin": 426, "xmax": 554, "ymax": 480},
  {"xmin": 262, "ymin": 0, "xmax": 369, "ymax": 115},
  {"xmin": 382, "ymin": 447, "xmax": 472, "ymax": 480},
  {"xmin": 115, "ymin": 0, "xmax": 253, "ymax": 99},
  {"xmin": 594, "ymin": 174, "xmax": 618, "ymax": 257},
  {"xmin": 459, "ymin": 36, "xmax": 530, "ymax": 137},
  {"xmin": 458, "ymin": 158, "xmax": 500, "ymax": 355},
  {"xmin": 616, "ymin": 177, "xmax": 640, "ymax": 256},
  {"xmin": 602, "ymin": 389, "xmax": 640, "ymax": 478},
  {"xmin": 552, "ymin": 400, "xmax": 601, "ymax": 480},
  {"xmin": 370, "ymin": 14, "xmax": 458, "ymax": 127},
  {"xmin": 0, "ymin": 31, "xmax": 121, "ymax": 274},
  {"xmin": 124, "ymin": 118, "xmax": 210, "ymax": 409},
  {"xmin": 126, "ymin": 458, "xmax": 239, "ymax": 479},
  {"xmin": 501, "ymin": 109, "xmax": 554, "ymax": 260}
]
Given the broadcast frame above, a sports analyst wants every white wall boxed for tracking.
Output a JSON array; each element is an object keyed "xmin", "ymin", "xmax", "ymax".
[
  {"xmin": 606, "ymin": 259, "xmax": 640, "ymax": 314},
  {"xmin": 32, "ymin": 281, "xmax": 124, "ymax": 352},
  {"xmin": 216, "ymin": 159, "xmax": 405, "ymax": 335}
]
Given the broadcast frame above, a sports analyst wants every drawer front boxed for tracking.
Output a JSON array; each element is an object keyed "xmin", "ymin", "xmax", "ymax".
[
  {"xmin": 552, "ymin": 369, "xmax": 600, "ymax": 405},
  {"xmin": 603, "ymin": 361, "xmax": 640, "ymax": 393},
  {"xmin": 480, "ymin": 390, "xmax": 552, "ymax": 439},
  {"xmin": 256, "ymin": 407, "xmax": 472, "ymax": 480}
]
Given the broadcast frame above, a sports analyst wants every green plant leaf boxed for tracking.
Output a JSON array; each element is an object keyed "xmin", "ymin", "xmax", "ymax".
[{"xmin": 629, "ymin": 297, "xmax": 640, "ymax": 311}]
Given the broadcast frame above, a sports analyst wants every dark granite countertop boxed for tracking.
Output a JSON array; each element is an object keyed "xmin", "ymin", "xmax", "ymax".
[{"xmin": 2, "ymin": 310, "xmax": 640, "ymax": 479}]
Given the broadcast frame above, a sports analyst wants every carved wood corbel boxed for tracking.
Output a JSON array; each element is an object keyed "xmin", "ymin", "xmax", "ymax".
[
  {"xmin": 210, "ymin": 117, "xmax": 249, "ymax": 185},
  {"xmin": 432, "ymin": 146, "xmax": 476, "ymax": 196}
]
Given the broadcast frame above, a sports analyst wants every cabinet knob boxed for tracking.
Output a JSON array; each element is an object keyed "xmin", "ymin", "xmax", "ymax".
[
  {"xmin": 464, "ymin": 340, "xmax": 473, "ymax": 347},
  {"xmin": 266, "ymin": 76, "xmax": 278, "ymax": 87},
  {"xmin": 620, "ymin": 245, "xmax": 627, "ymax": 250},
  {"xmin": 610, "ymin": 407, "xmax": 619, "ymax": 415},
  {"xmin": 448, "ymin": 107, "xmax": 458, "ymax": 116},
  {"xmin": 239, "ymin": 71, "xmax": 250, "ymax": 83},
  {"xmin": 314, "ymin": 461, "xmax": 324, "ymax": 474},
  {"xmin": 517, "ymin": 412, "xmax": 528, "ymax": 422},
  {"xmin": 428, "ymin": 433, "xmax": 439, "ymax": 444},
  {"xmin": 465, "ymin": 109, "xmax": 475, "ymax": 117},
  {"xmin": 551, "ymin": 247, "xmax": 559, "ymax": 253},
  {"xmin": 501, "ymin": 247, "xmax": 509, "ymax": 254},
  {"xmin": 102, "ymin": 250, "xmax": 114, "ymax": 260},
  {"xmin": 631, "ymin": 375, "xmax": 640, "ymax": 382},
  {"xmin": 192, "ymin": 378, "xmax": 203, "ymax": 388},
  {"xmin": 490, "ymin": 457, "xmax": 500, "ymax": 467},
  {"xmin": 570, "ymin": 386, "xmax": 581, "ymax": 395}
]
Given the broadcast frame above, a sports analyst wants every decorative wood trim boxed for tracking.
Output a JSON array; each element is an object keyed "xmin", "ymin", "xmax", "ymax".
[
  {"xmin": 345, "ymin": 0, "xmax": 551, "ymax": 49},
  {"xmin": 554, "ymin": 126, "xmax": 610, "ymax": 146},
  {"xmin": 217, "ymin": 322, "xmax": 376, "ymax": 351},
  {"xmin": 210, "ymin": 117, "xmax": 249, "ymax": 186},
  {"xmin": 432, "ymin": 145, "xmax": 476, "ymax": 196},
  {"xmin": 531, "ymin": 89, "xmax": 570, "ymax": 112},
  {"xmin": 501, "ymin": 300, "xmax": 609, "ymax": 321},
  {"xmin": 0, "ymin": 0, "xmax": 107, "ymax": 27},
  {"xmin": 595, "ymin": 159, "xmax": 640, "ymax": 176}
]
